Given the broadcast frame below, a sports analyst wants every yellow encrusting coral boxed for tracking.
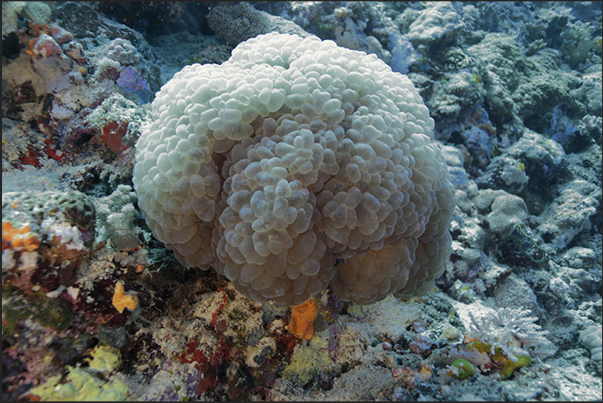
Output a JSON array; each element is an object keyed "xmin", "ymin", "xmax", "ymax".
[
  {"xmin": 87, "ymin": 345, "xmax": 123, "ymax": 373},
  {"xmin": 29, "ymin": 345, "xmax": 128, "ymax": 400},
  {"xmin": 282, "ymin": 332, "xmax": 332, "ymax": 386}
]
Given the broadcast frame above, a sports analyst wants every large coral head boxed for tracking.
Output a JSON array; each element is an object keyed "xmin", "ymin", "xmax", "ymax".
[{"xmin": 133, "ymin": 33, "xmax": 455, "ymax": 307}]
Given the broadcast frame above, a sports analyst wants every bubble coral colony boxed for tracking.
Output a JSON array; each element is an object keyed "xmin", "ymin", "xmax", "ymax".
[{"xmin": 133, "ymin": 33, "xmax": 455, "ymax": 308}]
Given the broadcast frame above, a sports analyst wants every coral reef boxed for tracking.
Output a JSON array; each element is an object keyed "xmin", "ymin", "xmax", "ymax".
[
  {"xmin": 207, "ymin": 2, "xmax": 311, "ymax": 48},
  {"xmin": 2, "ymin": 1, "xmax": 602, "ymax": 401},
  {"xmin": 207, "ymin": 2, "xmax": 271, "ymax": 47},
  {"xmin": 2, "ymin": 190, "xmax": 95, "ymax": 292},
  {"xmin": 580, "ymin": 325, "xmax": 602, "ymax": 365},
  {"xmin": 94, "ymin": 184, "xmax": 144, "ymax": 252},
  {"xmin": 406, "ymin": 2, "xmax": 464, "ymax": 45},
  {"xmin": 2, "ymin": 2, "xmax": 26, "ymax": 37}
]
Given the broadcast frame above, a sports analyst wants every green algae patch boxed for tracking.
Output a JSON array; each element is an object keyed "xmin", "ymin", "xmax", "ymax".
[
  {"xmin": 27, "ymin": 292, "xmax": 74, "ymax": 331},
  {"xmin": 29, "ymin": 368, "xmax": 128, "ymax": 401},
  {"xmin": 282, "ymin": 332, "xmax": 332, "ymax": 386},
  {"xmin": 467, "ymin": 340, "xmax": 532, "ymax": 379},
  {"xmin": 447, "ymin": 358, "xmax": 475, "ymax": 380},
  {"xmin": 501, "ymin": 354, "xmax": 531, "ymax": 379},
  {"xmin": 30, "ymin": 345, "xmax": 127, "ymax": 401},
  {"xmin": 3, "ymin": 292, "xmax": 73, "ymax": 337}
]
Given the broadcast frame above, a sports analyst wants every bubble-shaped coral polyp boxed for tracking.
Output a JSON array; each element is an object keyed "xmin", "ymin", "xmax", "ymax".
[{"xmin": 133, "ymin": 33, "xmax": 455, "ymax": 307}]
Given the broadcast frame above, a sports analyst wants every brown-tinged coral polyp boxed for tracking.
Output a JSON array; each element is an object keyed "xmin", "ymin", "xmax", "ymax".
[{"xmin": 133, "ymin": 33, "xmax": 455, "ymax": 307}]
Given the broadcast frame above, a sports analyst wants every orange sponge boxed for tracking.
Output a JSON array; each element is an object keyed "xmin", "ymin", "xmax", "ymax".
[
  {"xmin": 2, "ymin": 221, "xmax": 40, "ymax": 252},
  {"xmin": 286, "ymin": 298, "xmax": 319, "ymax": 340},
  {"xmin": 112, "ymin": 281, "xmax": 139, "ymax": 314}
]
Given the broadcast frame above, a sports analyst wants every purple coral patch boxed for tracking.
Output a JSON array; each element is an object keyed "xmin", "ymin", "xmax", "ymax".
[{"xmin": 117, "ymin": 66, "xmax": 151, "ymax": 104}]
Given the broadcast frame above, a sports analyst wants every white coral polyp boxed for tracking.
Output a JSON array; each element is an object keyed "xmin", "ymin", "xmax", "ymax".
[{"xmin": 133, "ymin": 33, "xmax": 455, "ymax": 306}]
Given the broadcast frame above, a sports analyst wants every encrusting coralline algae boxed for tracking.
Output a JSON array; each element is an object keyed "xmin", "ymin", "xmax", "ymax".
[{"xmin": 2, "ymin": 1, "xmax": 601, "ymax": 401}]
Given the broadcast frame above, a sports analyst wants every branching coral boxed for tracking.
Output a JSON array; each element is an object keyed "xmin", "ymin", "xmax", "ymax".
[
  {"xmin": 467, "ymin": 307, "xmax": 557, "ymax": 361},
  {"xmin": 133, "ymin": 33, "xmax": 455, "ymax": 307},
  {"xmin": 440, "ymin": 306, "xmax": 556, "ymax": 381}
]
